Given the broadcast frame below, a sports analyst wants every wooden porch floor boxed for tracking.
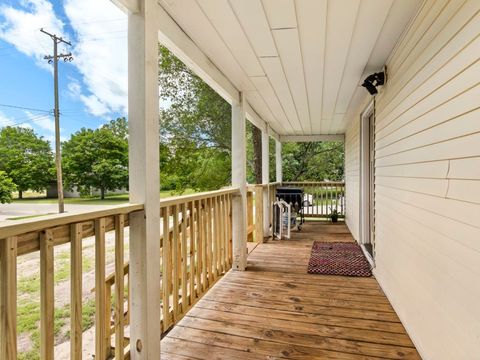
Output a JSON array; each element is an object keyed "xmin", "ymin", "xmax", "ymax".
[{"xmin": 160, "ymin": 222, "xmax": 421, "ymax": 359}]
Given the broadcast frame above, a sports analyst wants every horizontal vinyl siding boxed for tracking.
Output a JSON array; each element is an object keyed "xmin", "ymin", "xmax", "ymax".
[
  {"xmin": 343, "ymin": 0, "xmax": 480, "ymax": 359},
  {"xmin": 344, "ymin": 119, "xmax": 360, "ymax": 240}
]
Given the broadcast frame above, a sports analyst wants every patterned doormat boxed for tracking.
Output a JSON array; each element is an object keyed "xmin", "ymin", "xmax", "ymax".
[{"xmin": 307, "ymin": 241, "xmax": 372, "ymax": 277}]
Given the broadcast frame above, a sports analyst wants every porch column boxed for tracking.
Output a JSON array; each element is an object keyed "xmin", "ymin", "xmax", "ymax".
[
  {"xmin": 231, "ymin": 92, "xmax": 247, "ymax": 270},
  {"xmin": 261, "ymin": 127, "xmax": 270, "ymax": 237},
  {"xmin": 128, "ymin": 2, "xmax": 161, "ymax": 359},
  {"xmin": 276, "ymin": 140, "xmax": 282, "ymax": 183}
]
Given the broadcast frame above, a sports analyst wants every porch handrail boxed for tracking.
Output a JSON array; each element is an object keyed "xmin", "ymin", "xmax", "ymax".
[
  {"xmin": 283, "ymin": 181, "xmax": 345, "ymax": 185},
  {"xmin": 160, "ymin": 186, "xmax": 239, "ymax": 207},
  {"xmin": 0, "ymin": 203, "xmax": 144, "ymax": 242},
  {"xmin": 0, "ymin": 188, "xmax": 238, "ymax": 359}
]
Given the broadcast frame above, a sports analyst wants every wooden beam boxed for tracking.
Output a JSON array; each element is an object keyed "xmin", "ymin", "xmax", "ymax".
[
  {"xmin": 231, "ymin": 93, "xmax": 247, "ymax": 270},
  {"xmin": 157, "ymin": 4, "xmax": 239, "ymax": 104},
  {"xmin": 110, "ymin": 0, "xmax": 139, "ymax": 14},
  {"xmin": 280, "ymin": 134, "xmax": 345, "ymax": 143},
  {"xmin": 128, "ymin": 0, "xmax": 162, "ymax": 357}
]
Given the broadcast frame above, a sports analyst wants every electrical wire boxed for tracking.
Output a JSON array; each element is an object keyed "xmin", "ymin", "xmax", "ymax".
[
  {"xmin": 0, "ymin": 103, "xmax": 52, "ymax": 114},
  {"xmin": 0, "ymin": 113, "xmax": 53, "ymax": 128}
]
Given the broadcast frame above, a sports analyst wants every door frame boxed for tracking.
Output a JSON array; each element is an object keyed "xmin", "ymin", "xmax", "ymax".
[{"xmin": 360, "ymin": 100, "xmax": 375, "ymax": 266}]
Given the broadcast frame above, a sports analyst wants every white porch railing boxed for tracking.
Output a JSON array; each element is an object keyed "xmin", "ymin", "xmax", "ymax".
[{"xmin": 282, "ymin": 181, "xmax": 346, "ymax": 218}]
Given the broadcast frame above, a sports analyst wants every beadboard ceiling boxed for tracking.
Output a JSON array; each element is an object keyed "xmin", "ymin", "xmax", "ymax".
[{"xmin": 158, "ymin": 0, "xmax": 421, "ymax": 135}]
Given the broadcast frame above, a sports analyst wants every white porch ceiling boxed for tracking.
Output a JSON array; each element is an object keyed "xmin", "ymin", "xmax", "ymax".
[{"xmin": 157, "ymin": 0, "xmax": 420, "ymax": 136}]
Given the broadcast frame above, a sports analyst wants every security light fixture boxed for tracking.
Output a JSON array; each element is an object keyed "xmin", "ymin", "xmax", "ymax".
[{"xmin": 361, "ymin": 71, "xmax": 385, "ymax": 95}]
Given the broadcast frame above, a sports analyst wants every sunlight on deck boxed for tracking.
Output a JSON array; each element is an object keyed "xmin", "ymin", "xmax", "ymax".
[{"xmin": 160, "ymin": 222, "xmax": 420, "ymax": 359}]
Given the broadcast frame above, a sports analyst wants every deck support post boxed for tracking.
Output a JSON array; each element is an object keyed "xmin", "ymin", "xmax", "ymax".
[
  {"xmin": 276, "ymin": 140, "xmax": 282, "ymax": 183},
  {"xmin": 231, "ymin": 92, "xmax": 247, "ymax": 270},
  {"xmin": 261, "ymin": 127, "xmax": 270, "ymax": 238},
  {"xmin": 128, "ymin": 1, "xmax": 161, "ymax": 359}
]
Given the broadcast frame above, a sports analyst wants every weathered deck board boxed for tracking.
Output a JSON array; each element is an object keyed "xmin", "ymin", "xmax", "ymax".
[{"xmin": 161, "ymin": 222, "xmax": 421, "ymax": 359}]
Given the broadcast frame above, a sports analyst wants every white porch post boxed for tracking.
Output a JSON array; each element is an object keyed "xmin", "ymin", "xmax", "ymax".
[
  {"xmin": 276, "ymin": 140, "xmax": 282, "ymax": 183},
  {"xmin": 231, "ymin": 92, "xmax": 247, "ymax": 270},
  {"xmin": 128, "ymin": 1, "xmax": 161, "ymax": 359},
  {"xmin": 261, "ymin": 127, "xmax": 270, "ymax": 237}
]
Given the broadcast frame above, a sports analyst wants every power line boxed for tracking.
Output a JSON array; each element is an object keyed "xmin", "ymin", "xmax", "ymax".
[
  {"xmin": 0, "ymin": 113, "xmax": 53, "ymax": 127},
  {"xmin": 0, "ymin": 103, "xmax": 52, "ymax": 114}
]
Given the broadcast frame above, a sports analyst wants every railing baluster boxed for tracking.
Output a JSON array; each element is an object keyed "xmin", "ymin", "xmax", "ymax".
[
  {"xmin": 114, "ymin": 215, "xmax": 125, "ymax": 360},
  {"xmin": 188, "ymin": 201, "xmax": 196, "ymax": 306},
  {"xmin": 0, "ymin": 237, "xmax": 17, "ymax": 360},
  {"xmin": 180, "ymin": 203, "xmax": 188, "ymax": 313},
  {"xmin": 207, "ymin": 198, "xmax": 214, "ymax": 284},
  {"xmin": 202, "ymin": 199, "xmax": 208, "ymax": 289},
  {"xmin": 40, "ymin": 230, "xmax": 54, "ymax": 360},
  {"xmin": 95, "ymin": 218, "xmax": 107, "ymax": 359},
  {"xmin": 162, "ymin": 206, "xmax": 171, "ymax": 331},
  {"xmin": 219, "ymin": 195, "xmax": 226, "ymax": 273},
  {"xmin": 104, "ymin": 277, "xmax": 111, "ymax": 357},
  {"xmin": 172, "ymin": 205, "xmax": 180, "ymax": 321},
  {"xmin": 211, "ymin": 198, "xmax": 218, "ymax": 280},
  {"xmin": 70, "ymin": 224, "xmax": 83, "ymax": 360},
  {"xmin": 228, "ymin": 194, "xmax": 233, "ymax": 265},
  {"xmin": 215, "ymin": 196, "xmax": 221, "ymax": 275},
  {"xmin": 196, "ymin": 200, "xmax": 204, "ymax": 295}
]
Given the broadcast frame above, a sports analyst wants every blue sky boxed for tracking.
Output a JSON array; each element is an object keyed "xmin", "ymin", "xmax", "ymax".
[{"xmin": 0, "ymin": 0, "xmax": 128, "ymax": 145}]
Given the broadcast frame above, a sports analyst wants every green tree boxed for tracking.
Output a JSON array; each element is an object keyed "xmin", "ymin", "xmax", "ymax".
[
  {"xmin": 159, "ymin": 45, "xmax": 232, "ymax": 192},
  {"xmin": 0, "ymin": 171, "xmax": 17, "ymax": 204},
  {"xmin": 0, "ymin": 126, "xmax": 54, "ymax": 198},
  {"xmin": 62, "ymin": 118, "xmax": 128, "ymax": 199},
  {"xmin": 282, "ymin": 142, "xmax": 344, "ymax": 181},
  {"xmin": 158, "ymin": 45, "xmax": 344, "ymax": 190}
]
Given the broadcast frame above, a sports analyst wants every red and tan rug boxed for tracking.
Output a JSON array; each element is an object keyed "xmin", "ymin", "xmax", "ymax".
[{"xmin": 307, "ymin": 241, "xmax": 372, "ymax": 277}]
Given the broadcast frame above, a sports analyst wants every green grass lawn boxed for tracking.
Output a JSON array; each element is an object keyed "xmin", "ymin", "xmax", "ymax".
[{"xmin": 12, "ymin": 189, "xmax": 197, "ymax": 205}]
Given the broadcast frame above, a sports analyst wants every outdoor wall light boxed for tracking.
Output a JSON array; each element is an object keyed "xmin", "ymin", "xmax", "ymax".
[{"xmin": 361, "ymin": 71, "xmax": 385, "ymax": 95}]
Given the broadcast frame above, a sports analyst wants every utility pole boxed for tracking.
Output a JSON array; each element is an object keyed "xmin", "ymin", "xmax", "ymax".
[{"xmin": 41, "ymin": 28, "xmax": 73, "ymax": 213}]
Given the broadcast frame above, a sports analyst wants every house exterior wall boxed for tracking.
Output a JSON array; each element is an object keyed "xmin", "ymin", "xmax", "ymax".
[
  {"xmin": 344, "ymin": 1, "xmax": 480, "ymax": 359},
  {"xmin": 344, "ymin": 118, "xmax": 360, "ymax": 241}
]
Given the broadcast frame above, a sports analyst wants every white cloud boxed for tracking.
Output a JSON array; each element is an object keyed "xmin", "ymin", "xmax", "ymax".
[
  {"xmin": 79, "ymin": 94, "xmax": 110, "ymax": 117},
  {"xmin": 0, "ymin": 0, "xmax": 128, "ymax": 119},
  {"xmin": 0, "ymin": 0, "xmax": 65, "ymax": 71},
  {"xmin": 67, "ymin": 80, "xmax": 81, "ymax": 98},
  {"xmin": 24, "ymin": 111, "xmax": 55, "ymax": 132},
  {"xmin": 0, "ymin": 111, "xmax": 33, "ymax": 129},
  {"xmin": 64, "ymin": 0, "xmax": 127, "ymax": 117},
  {"xmin": 0, "ymin": 111, "xmax": 15, "ymax": 126}
]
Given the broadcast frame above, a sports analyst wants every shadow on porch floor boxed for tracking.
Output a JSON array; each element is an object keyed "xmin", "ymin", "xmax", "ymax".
[{"xmin": 160, "ymin": 222, "xmax": 421, "ymax": 359}]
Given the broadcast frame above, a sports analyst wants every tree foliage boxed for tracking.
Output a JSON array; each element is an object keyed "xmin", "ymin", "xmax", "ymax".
[
  {"xmin": 158, "ymin": 45, "xmax": 344, "ymax": 191},
  {"xmin": 0, "ymin": 126, "xmax": 54, "ymax": 198},
  {"xmin": 159, "ymin": 45, "xmax": 232, "ymax": 192},
  {"xmin": 0, "ymin": 171, "xmax": 17, "ymax": 204},
  {"xmin": 282, "ymin": 142, "xmax": 344, "ymax": 181},
  {"xmin": 62, "ymin": 118, "xmax": 128, "ymax": 199}
]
